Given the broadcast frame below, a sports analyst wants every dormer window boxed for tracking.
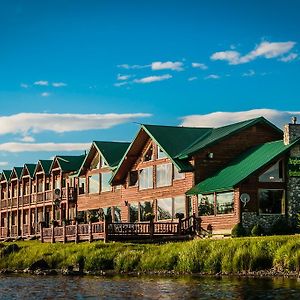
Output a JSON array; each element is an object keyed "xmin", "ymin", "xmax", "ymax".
[
  {"xmin": 259, "ymin": 160, "xmax": 284, "ymax": 182},
  {"xmin": 143, "ymin": 145, "xmax": 153, "ymax": 162}
]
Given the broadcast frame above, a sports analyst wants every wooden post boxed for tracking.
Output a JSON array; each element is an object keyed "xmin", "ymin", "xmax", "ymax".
[
  {"xmin": 149, "ymin": 219, "xmax": 154, "ymax": 239},
  {"xmin": 192, "ymin": 213, "xmax": 196, "ymax": 234},
  {"xmin": 178, "ymin": 218, "xmax": 182, "ymax": 235},
  {"xmin": 89, "ymin": 221, "xmax": 93, "ymax": 243},
  {"xmin": 51, "ymin": 224, "xmax": 54, "ymax": 243},
  {"xmin": 63, "ymin": 222, "xmax": 66, "ymax": 244},
  {"xmin": 75, "ymin": 221, "xmax": 78, "ymax": 243},
  {"xmin": 103, "ymin": 219, "xmax": 108, "ymax": 243},
  {"xmin": 40, "ymin": 222, "xmax": 44, "ymax": 243}
]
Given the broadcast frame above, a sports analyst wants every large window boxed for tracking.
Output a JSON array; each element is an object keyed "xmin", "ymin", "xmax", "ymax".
[
  {"xmin": 88, "ymin": 174, "xmax": 99, "ymax": 194},
  {"xmin": 157, "ymin": 198, "xmax": 173, "ymax": 220},
  {"xmin": 156, "ymin": 163, "xmax": 172, "ymax": 187},
  {"xmin": 173, "ymin": 195, "xmax": 186, "ymax": 218},
  {"xmin": 259, "ymin": 189, "xmax": 285, "ymax": 214},
  {"xmin": 139, "ymin": 167, "xmax": 153, "ymax": 190},
  {"xmin": 198, "ymin": 194, "xmax": 215, "ymax": 216},
  {"xmin": 157, "ymin": 146, "xmax": 167, "ymax": 159},
  {"xmin": 101, "ymin": 172, "xmax": 112, "ymax": 192},
  {"xmin": 140, "ymin": 201, "xmax": 153, "ymax": 221},
  {"xmin": 259, "ymin": 160, "xmax": 283, "ymax": 182},
  {"xmin": 174, "ymin": 166, "xmax": 185, "ymax": 180},
  {"xmin": 216, "ymin": 192, "xmax": 234, "ymax": 214},
  {"xmin": 129, "ymin": 203, "xmax": 139, "ymax": 222}
]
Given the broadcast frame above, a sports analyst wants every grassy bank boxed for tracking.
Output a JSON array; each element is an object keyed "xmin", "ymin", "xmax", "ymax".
[{"xmin": 1, "ymin": 236, "xmax": 300, "ymax": 274}]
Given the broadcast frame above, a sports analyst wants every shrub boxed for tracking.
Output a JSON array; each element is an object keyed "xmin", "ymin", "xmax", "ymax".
[
  {"xmin": 270, "ymin": 218, "xmax": 294, "ymax": 235},
  {"xmin": 251, "ymin": 224, "xmax": 264, "ymax": 236},
  {"xmin": 231, "ymin": 223, "xmax": 246, "ymax": 238}
]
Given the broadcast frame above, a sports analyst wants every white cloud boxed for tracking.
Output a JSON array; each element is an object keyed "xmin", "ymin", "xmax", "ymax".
[
  {"xmin": 0, "ymin": 112, "xmax": 152, "ymax": 135},
  {"xmin": 188, "ymin": 77, "xmax": 198, "ymax": 81},
  {"xmin": 211, "ymin": 41, "xmax": 296, "ymax": 65},
  {"xmin": 0, "ymin": 161, "xmax": 8, "ymax": 167},
  {"xmin": 20, "ymin": 83, "xmax": 29, "ymax": 88},
  {"xmin": 0, "ymin": 142, "xmax": 91, "ymax": 153},
  {"xmin": 20, "ymin": 135, "xmax": 35, "ymax": 142},
  {"xmin": 114, "ymin": 81, "xmax": 128, "ymax": 87},
  {"xmin": 151, "ymin": 61, "xmax": 184, "ymax": 71},
  {"xmin": 181, "ymin": 108, "xmax": 300, "ymax": 129},
  {"xmin": 191, "ymin": 62, "xmax": 208, "ymax": 70},
  {"xmin": 34, "ymin": 80, "xmax": 49, "ymax": 86},
  {"xmin": 242, "ymin": 69, "xmax": 255, "ymax": 77},
  {"xmin": 117, "ymin": 64, "xmax": 150, "ymax": 69},
  {"xmin": 52, "ymin": 82, "xmax": 67, "ymax": 87},
  {"xmin": 279, "ymin": 53, "xmax": 298, "ymax": 62},
  {"xmin": 205, "ymin": 74, "xmax": 220, "ymax": 79},
  {"xmin": 117, "ymin": 74, "xmax": 131, "ymax": 81},
  {"xmin": 134, "ymin": 74, "xmax": 172, "ymax": 84},
  {"xmin": 41, "ymin": 92, "xmax": 50, "ymax": 97}
]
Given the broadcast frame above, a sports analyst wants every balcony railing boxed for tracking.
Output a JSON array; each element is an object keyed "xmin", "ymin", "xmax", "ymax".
[
  {"xmin": 12, "ymin": 197, "xmax": 18, "ymax": 208},
  {"xmin": 1, "ymin": 200, "xmax": 7, "ymax": 209},
  {"xmin": 31, "ymin": 194, "xmax": 37, "ymax": 204},
  {"xmin": 0, "ymin": 227, "xmax": 7, "ymax": 239},
  {"xmin": 23, "ymin": 195, "xmax": 31, "ymax": 205},
  {"xmin": 45, "ymin": 191, "xmax": 52, "ymax": 202},
  {"xmin": 37, "ymin": 192, "xmax": 44, "ymax": 203},
  {"xmin": 11, "ymin": 225, "xmax": 18, "ymax": 237}
]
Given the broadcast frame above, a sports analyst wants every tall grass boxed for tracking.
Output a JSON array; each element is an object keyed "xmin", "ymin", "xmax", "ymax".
[{"xmin": 1, "ymin": 235, "xmax": 300, "ymax": 274}]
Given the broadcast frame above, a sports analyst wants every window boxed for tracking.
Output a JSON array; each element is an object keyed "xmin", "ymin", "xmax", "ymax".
[
  {"xmin": 54, "ymin": 176, "xmax": 60, "ymax": 189},
  {"xmin": 139, "ymin": 167, "xmax": 153, "ymax": 190},
  {"xmin": 157, "ymin": 198, "xmax": 173, "ymax": 220},
  {"xmin": 157, "ymin": 146, "xmax": 167, "ymax": 159},
  {"xmin": 101, "ymin": 172, "xmax": 112, "ymax": 192},
  {"xmin": 198, "ymin": 194, "xmax": 215, "ymax": 216},
  {"xmin": 156, "ymin": 163, "xmax": 172, "ymax": 187},
  {"xmin": 140, "ymin": 201, "xmax": 153, "ymax": 221},
  {"xmin": 37, "ymin": 179, "xmax": 43, "ymax": 193},
  {"xmin": 129, "ymin": 203, "xmax": 139, "ymax": 222},
  {"xmin": 259, "ymin": 160, "xmax": 284, "ymax": 182},
  {"xmin": 216, "ymin": 192, "xmax": 234, "ymax": 214},
  {"xmin": 259, "ymin": 189, "xmax": 285, "ymax": 214},
  {"xmin": 113, "ymin": 207, "xmax": 122, "ymax": 223},
  {"xmin": 78, "ymin": 177, "xmax": 86, "ymax": 195},
  {"xmin": 129, "ymin": 170, "xmax": 138, "ymax": 187},
  {"xmin": 144, "ymin": 145, "xmax": 153, "ymax": 161},
  {"xmin": 173, "ymin": 195, "xmax": 186, "ymax": 218},
  {"xmin": 91, "ymin": 153, "xmax": 100, "ymax": 170},
  {"xmin": 173, "ymin": 166, "xmax": 185, "ymax": 180},
  {"xmin": 88, "ymin": 174, "xmax": 99, "ymax": 194}
]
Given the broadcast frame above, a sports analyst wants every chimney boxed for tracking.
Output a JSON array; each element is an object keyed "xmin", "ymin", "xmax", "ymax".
[{"xmin": 284, "ymin": 116, "xmax": 300, "ymax": 145}]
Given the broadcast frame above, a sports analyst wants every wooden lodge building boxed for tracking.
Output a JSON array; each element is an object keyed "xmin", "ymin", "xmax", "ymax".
[{"xmin": 1, "ymin": 116, "xmax": 300, "ymax": 242}]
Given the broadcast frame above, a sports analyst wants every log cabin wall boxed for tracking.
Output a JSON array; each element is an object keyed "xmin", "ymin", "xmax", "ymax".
[{"xmin": 193, "ymin": 123, "xmax": 282, "ymax": 184}]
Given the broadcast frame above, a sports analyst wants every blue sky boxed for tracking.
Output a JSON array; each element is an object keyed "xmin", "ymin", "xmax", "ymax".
[{"xmin": 0, "ymin": 0, "xmax": 299, "ymax": 170}]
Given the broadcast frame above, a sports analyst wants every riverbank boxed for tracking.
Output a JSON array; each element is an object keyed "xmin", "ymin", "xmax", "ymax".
[{"xmin": 1, "ymin": 235, "xmax": 300, "ymax": 276}]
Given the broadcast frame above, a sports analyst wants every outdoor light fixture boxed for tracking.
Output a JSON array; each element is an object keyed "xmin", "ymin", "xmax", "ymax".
[{"xmin": 207, "ymin": 152, "xmax": 214, "ymax": 159}]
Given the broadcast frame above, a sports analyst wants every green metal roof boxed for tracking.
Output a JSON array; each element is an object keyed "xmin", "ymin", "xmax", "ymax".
[
  {"xmin": 0, "ymin": 170, "xmax": 12, "ymax": 182},
  {"xmin": 94, "ymin": 141, "xmax": 130, "ymax": 168},
  {"xmin": 178, "ymin": 117, "xmax": 282, "ymax": 159},
  {"xmin": 187, "ymin": 139, "xmax": 299, "ymax": 195},
  {"xmin": 56, "ymin": 155, "xmax": 86, "ymax": 173},
  {"xmin": 10, "ymin": 167, "xmax": 23, "ymax": 180},
  {"xmin": 142, "ymin": 124, "xmax": 213, "ymax": 172},
  {"xmin": 36, "ymin": 160, "xmax": 53, "ymax": 175},
  {"xmin": 22, "ymin": 163, "xmax": 36, "ymax": 178}
]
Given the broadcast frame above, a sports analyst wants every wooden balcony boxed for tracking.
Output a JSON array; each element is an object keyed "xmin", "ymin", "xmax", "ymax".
[
  {"xmin": 12, "ymin": 197, "xmax": 18, "ymax": 208},
  {"xmin": 31, "ymin": 194, "xmax": 36, "ymax": 204},
  {"xmin": 36, "ymin": 192, "xmax": 44, "ymax": 204},
  {"xmin": 1, "ymin": 199, "xmax": 7, "ymax": 209},
  {"xmin": 22, "ymin": 224, "xmax": 30, "ymax": 236},
  {"xmin": 45, "ymin": 190, "xmax": 53, "ymax": 202},
  {"xmin": 23, "ymin": 195, "xmax": 31, "ymax": 206},
  {"xmin": 11, "ymin": 225, "xmax": 18, "ymax": 237}
]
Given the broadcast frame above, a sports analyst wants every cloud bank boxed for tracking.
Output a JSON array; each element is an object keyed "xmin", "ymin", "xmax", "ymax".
[
  {"xmin": 211, "ymin": 41, "xmax": 296, "ymax": 65},
  {"xmin": 0, "ymin": 112, "xmax": 152, "ymax": 135},
  {"xmin": 181, "ymin": 109, "xmax": 300, "ymax": 128}
]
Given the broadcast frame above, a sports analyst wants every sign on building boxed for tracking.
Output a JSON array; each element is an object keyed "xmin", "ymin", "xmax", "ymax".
[{"xmin": 288, "ymin": 157, "xmax": 300, "ymax": 177}]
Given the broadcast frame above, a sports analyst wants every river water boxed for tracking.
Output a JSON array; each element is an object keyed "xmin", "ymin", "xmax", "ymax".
[{"xmin": 1, "ymin": 274, "xmax": 300, "ymax": 299}]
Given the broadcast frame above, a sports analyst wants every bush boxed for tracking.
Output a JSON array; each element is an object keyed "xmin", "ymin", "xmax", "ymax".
[
  {"xmin": 251, "ymin": 224, "xmax": 264, "ymax": 236},
  {"xmin": 231, "ymin": 223, "xmax": 246, "ymax": 238},
  {"xmin": 270, "ymin": 218, "xmax": 294, "ymax": 235}
]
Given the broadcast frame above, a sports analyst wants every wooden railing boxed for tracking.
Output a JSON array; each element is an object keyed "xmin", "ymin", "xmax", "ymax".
[
  {"xmin": 23, "ymin": 195, "xmax": 30, "ymax": 205},
  {"xmin": 0, "ymin": 227, "xmax": 7, "ymax": 239},
  {"xmin": 31, "ymin": 194, "xmax": 37, "ymax": 204},
  {"xmin": 11, "ymin": 225, "xmax": 18, "ymax": 237},
  {"xmin": 23, "ymin": 224, "xmax": 30, "ymax": 236},
  {"xmin": 1, "ymin": 200, "xmax": 7, "ymax": 209},
  {"xmin": 37, "ymin": 192, "xmax": 44, "ymax": 203},
  {"xmin": 45, "ymin": 191, "xmax": 52, "ymax": 202}
]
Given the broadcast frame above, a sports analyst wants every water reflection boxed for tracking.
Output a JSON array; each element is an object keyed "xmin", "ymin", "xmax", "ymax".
[{"xmin": 0, "ymin": 274, "xmax": 300, "ymax": 299}]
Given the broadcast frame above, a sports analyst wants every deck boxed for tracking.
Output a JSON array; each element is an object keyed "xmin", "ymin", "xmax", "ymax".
[{"xmin": 2, "ymin": 215, "xmax": 200, "ymax": 243}]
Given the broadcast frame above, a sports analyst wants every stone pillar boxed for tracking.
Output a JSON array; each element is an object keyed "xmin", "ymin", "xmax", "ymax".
[{"xmin": 284, "ymin": 117, "xmax": 300, "ymax": 227}]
